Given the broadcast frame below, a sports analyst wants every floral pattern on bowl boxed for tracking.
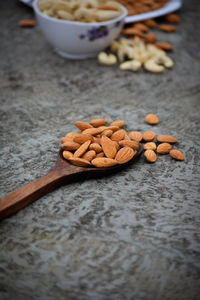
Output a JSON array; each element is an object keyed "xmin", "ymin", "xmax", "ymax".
[{"xmin": 79, "ymin": 21, "xmax": 122, "ymax": 41}]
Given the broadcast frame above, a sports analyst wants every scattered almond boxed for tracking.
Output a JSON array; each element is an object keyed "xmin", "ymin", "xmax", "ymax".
[
  {"xmin": 143, "ymin": 131, "xmax": 156, "ymax": 142},
  {"xmin": 19, "ymin": 19, "xmax": 36, "ymax": 27},
  {"xmin": 157, "ymin": 143, "xmax": 172, "ymax": 154},
  {"xmin": 144, "ymin": 150, "xmax": 157, "ymax": 163},
  {"xmin": 169, "ymin": 149, "xmax": 184, "ymax": 161},
  {"xmin": 144, "ymin": 142, "xmax": 157, "ymax": 151},
  {"xmin": 89, "ymin": 118, "xmax": 108, "ymax": 127},
  {"xmin": 143, "ymin": 19, "xmax": 158, "ymax": 28},
  {"xmin": 115, "ymin": 147, "xmax": 136, "ymax": 164},
  {"xmin": 164, "ymin": 14, "xmax": 180, "ymax": 24},
  {"xmin": 159, "ymin": 24, "xmax": 176, "ymax": 32},
  {"xmin": 128, "ymin": 131, "xmax": 143, "ymax": 142},
  {"xmin": 101, "ymin": 135, "xmax": 117, "ymax": 159},
  {"xmin": 145, "ymin": 32, "xmax": 156, "ymax": 43},
  {"xmin": 157, "ymin": 135, "xmax": 177, "ymax": 143},
  {"xmin": 133, "ymin": 23, "xmax": 149, "ymax": 32},
  {"xmin": 145, "ymin": 113, "xmax": 159, "ymax": 125},
  {"xmin": 91, "ymin": 157, "xmax": 118, "ymax": 167},
  {"xmin": 155, "ymin": 42, "xmax": 173, "ymax": 51}
]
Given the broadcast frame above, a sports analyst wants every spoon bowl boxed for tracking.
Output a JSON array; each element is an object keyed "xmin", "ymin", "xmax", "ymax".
[{"xmin": 0, "ymin": 144, "xmax": 143, "ymax": 221}]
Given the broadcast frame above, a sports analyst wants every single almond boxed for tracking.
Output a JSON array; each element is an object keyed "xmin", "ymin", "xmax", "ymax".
[
  {"xmin": 61, "ymin": 141, "xmax": 80, "ymax": 151},
  {"xmin": 157, "ymin": 143, "xmax": 172, "ymax": 154},
  {"xmin": 82, "ymin": 127, "xmax": 105, "ymax": 136},
  {"xmin": 170, "ymin": 149, "xmax": 184, "ymax": 161},
  {"xmin": 110, "ymin": 120, "xmax": 125, "ymax": 128},
  {"xmin": 128, "ymin": 131, "xmax": 143, "ymax": 142},
  {"xmin": 74, "ymin": 121, "xmax": 93, "ymax": 131},
  {"xmin": 142, "ymin": 131, "xmax": 156, "ymax": 142},
  {"xmin": 89, "ymin": 118, "xmax": 108, "ymax": 127},
  {"xmin": 63, "ymin": 150, "xmax": 73, "ymax": 160},
  {"xmin": 124, "ymin": 133, "xmax": 131, "ymax": 140},
  {"xmin": 91, "ymin": 157, "xmax": 117, "ymax": 168},
  {"xmin": 115, "ymin": 147, "xmax": 136, "ymax": 164},
  {"xmin": 96, "ymin": 151, "xmax": 105, "ymax": 158},
  {"xmin": 144, "ymin": 142, "xmax": 157, "ymax": 151},
  {"xmin": 159, "ymin": 24, "xmax": 176, "ymax": 32},
  {"xmin": 133, "ymin": 23, "xmax": 149, "ymax": 33},
  {"xmin": 145, "ymin": 113, "xmax": 159, "ymax": 125},
  {"xmin": 19, "ymin": 19, "xmax": 36, "ymax": 27},
  {"xmin": 82, "ymin": 150, "xmax": 96, "ymax": 161},
  {"xmin": 89, "ymin": 143, "xmax": 102, "ymax": 153},
  {"xmin": 101, "ymin": 135, "xmax": 117, "ymax": 159},
  {"xmin": 101, "ymin": 129, "xmax": 113, "ymax": 137},
  {"xmin": 119, "ymin": 140, "xmax": 139, "ymax": 150},
  {"xmin": 93, "ymin": 136, "xmax": 101, "ymax": 144},
  {"xmin": 143, "ymin": 19, "xmax": 158, "ymax": 28},
  {"xmin": 123, "ymin": 28, "xmax": 144, "ymax": 37},
  {"xmin": 73, "ymin": 134, "xmax": 93, "ymax": 144},
  {"xmin": 157, "ymin": 135, "xmax": 178, "ymax": 143},
  {"xmin": 145, "ymin": 32, "xmax": 156, "ymax": 43},
  {"xmin": 155, "ymin": 42, "xmax": 173, "ymax": 51},
  {"xmin": 164, "ymin": 14, "xmax": 180, "ymax": 24},
  {"xmin": 69, "ymin": 157, "xmax": 91, "ymax": 167},
  {"xmin": 144, "ymin": 150, "xmax": 157, "ymax": 163},
  {"xmin": 111, "ymin": 129, "xmax": 126, "ymax": 141},
  {"xmin": 74, "ymin": 140, "xmax": 91, "ymax": 158}
]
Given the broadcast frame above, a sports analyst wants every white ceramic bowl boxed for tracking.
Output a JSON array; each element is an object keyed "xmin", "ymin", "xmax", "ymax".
[{"xmin": 33, "ymin": 0, "xmax": 127, "ymax": 59}]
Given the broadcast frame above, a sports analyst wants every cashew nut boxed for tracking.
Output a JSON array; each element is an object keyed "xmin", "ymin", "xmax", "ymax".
[
  {"xmin": 98, "ymin": 52, "xmax": 117, "ymax": 65},
  {"xmin": 144, "ymin": 58, "xmax": 165, "ymax": 73},
  {"xmin": 95, "ymin": 9, "xmax": 121, "ymax": 21},
  {"xmin": 57, "ymin": 10, "xmax": 74, "ymax": 20},
  {"xmin": 120, "ymin": 60, "xmax": 142, "ymax": 71},
  {"xmin": 157, "ymin": 55, "xmax": 174, "ymax": 68}
]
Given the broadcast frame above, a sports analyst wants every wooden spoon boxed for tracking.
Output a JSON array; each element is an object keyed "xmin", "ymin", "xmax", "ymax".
[{"xmin": 0, "ymin": 144, "xmax": 143, "ymax": 221}]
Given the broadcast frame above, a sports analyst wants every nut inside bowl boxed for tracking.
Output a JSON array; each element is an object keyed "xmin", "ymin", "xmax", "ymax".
[{"xmin": 33, "ymin": 0, "xmax": 127, "ymax": 59}]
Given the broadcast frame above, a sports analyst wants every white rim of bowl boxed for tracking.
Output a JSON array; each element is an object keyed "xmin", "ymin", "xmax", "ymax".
[{"xmin": 33, "ymin": 0, "xmax": 128, "ymax": 26}]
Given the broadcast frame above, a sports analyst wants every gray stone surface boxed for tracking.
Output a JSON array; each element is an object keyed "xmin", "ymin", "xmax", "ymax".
[{"xmin": 0, "ymin": 0, "xmax": 200, "ymax": 299}]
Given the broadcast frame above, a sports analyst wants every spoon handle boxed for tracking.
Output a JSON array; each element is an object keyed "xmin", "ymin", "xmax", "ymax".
[{"xmin": 0, "ymin": 168, "xmax": 70, "ymax": 221}]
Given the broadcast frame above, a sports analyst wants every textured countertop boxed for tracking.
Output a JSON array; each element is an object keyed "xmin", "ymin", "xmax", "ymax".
[{"xmin": 0, "ymin": 0, "xmax": 200, "ymax": 299}]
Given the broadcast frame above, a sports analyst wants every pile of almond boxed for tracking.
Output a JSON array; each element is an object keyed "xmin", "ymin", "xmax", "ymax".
[
  {"xmin": 60, "ymin": 116, "xmax": 184, "ymax": 168},
  {"xmin": 61, "ymin": 118, "xmax": 139, "ymax": 168}
]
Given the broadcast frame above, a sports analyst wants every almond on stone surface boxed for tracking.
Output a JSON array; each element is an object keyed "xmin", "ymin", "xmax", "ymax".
[
  {"xmin": 144, "ymin": 150, "xmax": 157, "ymax": 163},
  {"xmin": 170, "ymin": 149, "xmax": 184, "ymax": 161},
  {"xmin": 157, "ymin": 143, "xmax": 172, "ymax": 154},
  {"xmin": 145, "ymin": 113, "xmax": 159, "ymax": 125},
  {"xmin": 110, "ymin": 120, "xmax": 125, "ymax": 128},
  {"xmin": 157, "ymin": 135, "xmax": 178, "ymax": 143},
  {"xmin": 144, "ymin": 142, "xmax": 157, "ymax": 151},
  {"xmin": 142, "ymin": 131, "xmax": 156, "ymax": 142}
]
